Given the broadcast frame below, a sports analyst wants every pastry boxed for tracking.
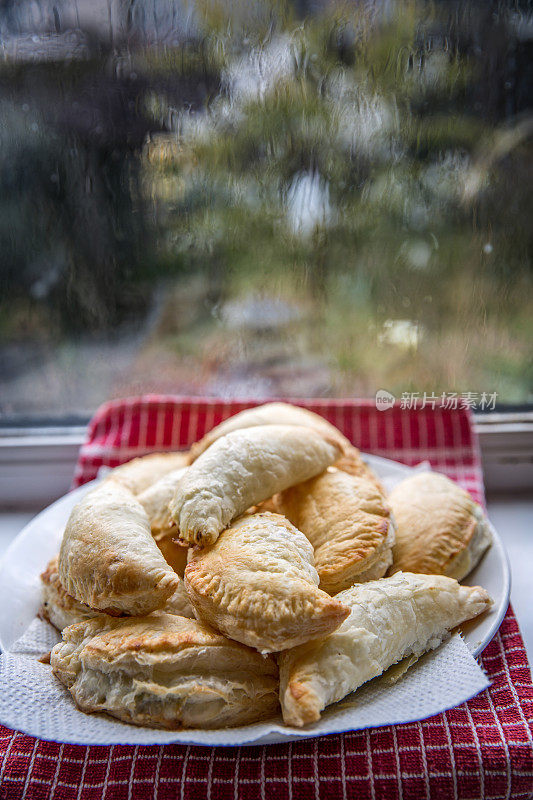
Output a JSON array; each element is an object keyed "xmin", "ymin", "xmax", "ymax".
[
  {"xmin": 163, "ymin": 581, "xmax": 196, "ymax": 618},
  {"xmin": 51, "ymin": 613, "xmax": 279, "ymax": 729},
  {"xmin": 278, "ymin": 572, "xmax": 492, "ymax": 726},
  {"xmin": 137, "ymin": 467, "xmax": 189, "ymax": 575},
  {"xmin": 188, "ymin": 402, "xmax": 350, "ymax": 462},
  {"xmin": 170, "ymin": 424, "xmax": 343, "ymax": 547},
  {"xmin": 108, "ymin": 452, "xmax": 188, "ymax": 495},
  {"xmin": 388, "ymin": 472, "xmax": 492, "ymax": 580},
  {"xmin": 59, "ymin": 479, "xmax": 179, "ymax": 616},
  {"xmin": 137, "ymin": 467, "xmax": 187, "ymax": 536},
  {"xmin": 40, "ymin": 556, "xmax": 101, "ymax": 631},
  {"xmin": 40, "ymin": 556, "xmax": 195, "ymax": 631},
  {"xmin": 153, "ymin": 532, "xmax": 189, "ymax": 578},
  {"xmin": 333, "ymin": 445, "xmax": 385, "ymax": 493},
  {"xmin": 184, "ymin": 512, "xmax": 350, "ymax": 653},
  {"xmin": 275, "ymin": 468, "xmax": 395, "ymax": 594}
]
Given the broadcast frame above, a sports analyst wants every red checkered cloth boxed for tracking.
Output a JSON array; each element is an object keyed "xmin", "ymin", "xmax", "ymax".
[{"xmin": 1, "ymin": 396, "xmax": 532, "ymax": 800}]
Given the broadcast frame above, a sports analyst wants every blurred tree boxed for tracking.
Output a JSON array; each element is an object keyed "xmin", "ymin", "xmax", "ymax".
[
  {"xmin": 0, "ymin": 0, "xmax": 531, "ymax": 405},
  {"xmin": 0, "ymin": 6, "xmax": 219, "ymax": 332}
]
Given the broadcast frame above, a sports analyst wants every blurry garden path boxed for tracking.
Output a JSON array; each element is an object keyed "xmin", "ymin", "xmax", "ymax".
[{"xmin": 0, "ymin": 278, "xmax": 333, "ymax": 420}]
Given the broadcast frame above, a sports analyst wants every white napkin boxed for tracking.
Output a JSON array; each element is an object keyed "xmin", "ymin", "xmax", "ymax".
[{"xmin": 0, "ymin": 618, "xmax": 488, "ymax": 746}]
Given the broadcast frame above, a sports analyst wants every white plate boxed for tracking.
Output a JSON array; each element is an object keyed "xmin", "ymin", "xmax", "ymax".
[{"xmin": 0, "ymin": 455, "xmax": 510, "ymax": 745}]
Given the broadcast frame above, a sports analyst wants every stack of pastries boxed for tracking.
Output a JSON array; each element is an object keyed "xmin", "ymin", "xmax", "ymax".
[{"xmin": 40, "ymin": 403, "xmax": 493, "ymax": 730}]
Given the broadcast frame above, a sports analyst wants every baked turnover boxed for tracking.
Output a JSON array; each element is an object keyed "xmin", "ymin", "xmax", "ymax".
[
  {"xmin": 59, "ymin": 480, "xmax": 179, "ymax": 616},
  {"xmin": 388, "ymin": 472, "xmax": 492, "ymax": 580},
  {"xmin": 170, "ymin": 424, "xmax": 342, "ymax": 547},
  {"xmin": 184, "ymin": 512, "xmax": 350, "ymax": 653},
  {"xmin": 187, "ymin": 402, "xmax": 350, "ymax": 462},
  {"xmin": 51, "ymin": 614, "xmax": 279, "ymax": 729},
  {"xmin": 278, "ymin": 572, "xmax": 492, "ymax": 726},
  {"xmin": 275, "ymin": 468, "xmax": 395, "ymax": 594}
]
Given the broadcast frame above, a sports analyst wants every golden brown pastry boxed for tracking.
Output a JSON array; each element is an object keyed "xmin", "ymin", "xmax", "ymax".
[
  {"xmin": 137, "ymin": 467, "xmax": 187, "ymax": 535},
  {"xmin": 388, "ymin": 472, "xmax": 492, "ymax": 580},
  {"xmin": 184, "ymin": 512, "xmax": 350, "ymax": 654},
  {"xmin": 40, "ymin": 556, "xmax": 100, "ymax": 631},
  {"xmin": 153, "ymin": 532, "xmax": 189, "ymax": 578},
  {"xmin": 51, "ymin": 614, "xmax": 279, "ymax": 729},
  {"xmin": 137, "ymin": 467, "xmax": 189, "ymax": 576},
  {"xmin": 108, "ymin": 452, "xmax": 189, "ymax": 495},
  {"xmin": 275, "ymin": 468, "xmax": 395, "ymax": 594},
  {"xmin": 41, "ymin": 556, "xmax": 195, "ymax": 631},
  {"xmin": 334, "ymin": 445, "xmax": 385, "ymax": 493},
  {"xmin": 59, "ymin": 480, "xmax": 179, "ymax": 616},
  {"xmin": 170, "ymin": 424, "xmax": 343, "ymax": 547},
  {"xmin": 163, "ymin": 582, "xmax": 196, "ymax": 618},
  {"xmin": 278, "ymin": 572, "xmax": 492, "ymax": 726},
  {"xmin": 188, "ymin": 402, "xmax": 350, "ymax": 462}
]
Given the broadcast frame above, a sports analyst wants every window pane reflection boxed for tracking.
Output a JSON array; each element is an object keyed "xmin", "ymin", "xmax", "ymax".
[{"xmin": 1, "ymin": 0, "xmax": 532, "ymax": 418}]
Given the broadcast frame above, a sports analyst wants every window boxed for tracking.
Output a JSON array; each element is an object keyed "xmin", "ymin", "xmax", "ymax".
[{"xmin": 1, "ymin": 0, "xmax": 532, "ymax": 425}]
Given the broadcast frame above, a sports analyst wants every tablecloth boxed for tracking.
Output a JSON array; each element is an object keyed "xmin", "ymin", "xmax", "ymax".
[{"xmin": 1, "ymin": 396, "xmax": 532, "ymax": 800}]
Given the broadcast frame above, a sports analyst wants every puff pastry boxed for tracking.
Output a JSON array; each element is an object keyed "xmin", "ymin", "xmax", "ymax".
[
  {"xmin": 334, "ymin": 445, "xmax": 385, "ymax": 493},
  {"xmin": 153, "ymin": 533, "xmax": 189, "ymax": 579},
  {"xmin": 170, "ymin": 425, "xmax": 343, "ymax": 547},
  {"xmin": 388, "ymin": 472, "xmax": 492, "ymax": 580},
  {"xmin": 275, "ymin": 468, "xmax": 395, "ymax": 594},
  {"xmin": 41, "ymin": 556, "xmax": 100, "ymax": 631},
  {"xmin": 188, "ymin": 402, "xmax": 350, "ymax": 462},
  {"xmin": 41, "ymin": 556, "xmax": 195, "ymax": 631},
  {"xmin": 184, "ymin": 512, "xmax": 350, "ymax": 653},
  {"xmin": 163, "ymin": 581, "xmax": 196, "ymax": 618},
  {"xmin": 108, "ymin": 452, "xmax": 189, "ymax": 495},
  {"xmin": 278, "ymin": 572, "xmax": 492, "ymax": 726},
  {"xmin": 59, "ymin": 480, "xmax": 179, "ymax": 616},
  {"xmin": 137, "ymin": 467, "xmax": 189, "ymax": 576},
  {"xmin": 51, "ymin": 613, "xmax": 279, "ymax": 729}
]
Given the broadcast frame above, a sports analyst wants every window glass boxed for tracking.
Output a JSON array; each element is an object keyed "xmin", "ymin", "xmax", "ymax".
[{"xmin": 1, "ymin": 0, "xmax": 532, "ymax": 421}]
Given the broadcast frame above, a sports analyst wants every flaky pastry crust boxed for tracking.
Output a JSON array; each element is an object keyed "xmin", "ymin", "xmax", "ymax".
[
  {"xmin": 41, "ymin": 556, "xmax": 195, "ymax": 631},
  {"xmin": 276, "ymin": 468, "xmax": 395, "ymax": 594},
  {"xmin": 278, "ymin": 572, "xmax": 492, "ymax": 726},
  {"xmin": 137, "ymin": 467, "xmax": 189, "ymax": 576},
  {"xmin": 333, "ymin": 446, "xmax": 385, "ymax": 493},
  {"xmin": 41, "ymin": 556, "xmax": 101, "ymax": 631},
  {"xmin": 388, "ymin": 472, "xmax": 492, "ymax": 580},
  {"xmin": 170, "ymin": 424, "xmax": 342, "ymax": 547},
  {"xmin": 108, "ymin": 452, "xmax": 189, "ymax": 495},
  {"xmin": 188, "ymin": 402, "xmax": 350, "ymax": 462},
  {"xmin": 59, "ymin": 479, "xmax": 179, "ymax": 616},
  {"xmin": 51, "ymin": 614, "xmax": 279, "ymax": 729},
  {"xmin": 184, "ymin": 512, "xmax": 350, "ymax": 654}
]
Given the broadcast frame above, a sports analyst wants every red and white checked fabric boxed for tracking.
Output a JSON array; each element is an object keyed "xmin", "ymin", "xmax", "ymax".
[{"xmin": 1, "ymin": 396, "xmax": 532, "ymax": 800}]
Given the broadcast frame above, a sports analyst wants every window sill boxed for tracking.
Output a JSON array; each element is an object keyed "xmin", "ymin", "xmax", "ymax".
[
  {"xmin": 475, "ymin": 413, "xmax": 533, "ymax": 494},
  {"xmin": 0, "ymin": 428, "xmax": 85, "ymax": 509}
]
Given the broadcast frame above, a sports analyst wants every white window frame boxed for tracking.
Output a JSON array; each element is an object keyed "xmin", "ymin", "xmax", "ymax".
[
  {"xmin": 0, "ymin": 414, "xmax": 531, "ymax": 509},
  {"xmin": 474, "ymin": 412, "xmax": 533, "ymax": 495},
  {"xmin": 0, "ymin": 427, "xmax": 86, "ymax": 509}
]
